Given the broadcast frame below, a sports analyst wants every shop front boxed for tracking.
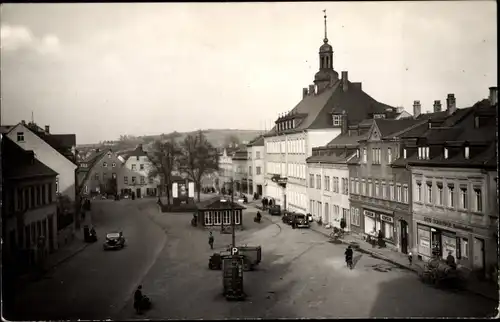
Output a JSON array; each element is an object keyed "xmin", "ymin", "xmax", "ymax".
[
  {"xmin": 413, "ymin": 213, "xmax": 491, "ymax": 276},
  {"xmin": 362, "ymin": 208, "xmax": 397, "ymax": 247}
]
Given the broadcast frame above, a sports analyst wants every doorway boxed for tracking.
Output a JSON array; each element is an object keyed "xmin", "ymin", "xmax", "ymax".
[
  {"xmin": 257, "ymin": 185, "xmax": 263, "ymax": 196},
  {"xmin": 473, "ymin": 237, "xmax": 485, "ymax": 274},
  {"xmin": 400, "ymin": 220, "xmax": 409, "ymax": 254},
  {"xmin": 136, "ymin": 188, "xmax": 141, "ymax": 199}
]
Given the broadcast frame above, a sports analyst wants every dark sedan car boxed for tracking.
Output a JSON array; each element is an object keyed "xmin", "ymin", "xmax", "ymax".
[{"xmin": 103, "ymin": 232, "xmax": 126, "ymax": 250}]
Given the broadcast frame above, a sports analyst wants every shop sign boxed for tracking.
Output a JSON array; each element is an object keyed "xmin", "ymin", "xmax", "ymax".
[
  {"xmin": 364, "ymin": 210, "xmax": 375, "ymax": 218},
  {"xmin": 423, "ymin": 217, "xmax": 473, "ymax": 232},
  {"xmin": 380, "ymin": 214, "xmax": 394, "ymax": 223}
]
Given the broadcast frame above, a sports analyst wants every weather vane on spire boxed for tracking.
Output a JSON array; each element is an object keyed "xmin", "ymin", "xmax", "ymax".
[{"xmin": 323, "ymin": 9, "xmax": 328, "ymax": 42}]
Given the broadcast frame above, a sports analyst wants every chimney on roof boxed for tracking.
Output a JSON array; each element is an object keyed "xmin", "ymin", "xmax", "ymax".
[
  {"xmin": 341, "ymin": 111, "xmax": 349, "ymax": 135},
  {"xmin": 413, "ymin": 100, "xmax": 421, "ymax": 118},
  {"xmin": 433, "ymin": 100, "xmax": 442, "ymax": 113},
  {"xmin": 446, "ymin": 94, "xmax": 456, "ymax": 115},
  {"xmin": 341, "ymin": 71, "xmax": 348, "ymax": 92},
  {"xmin": 352, "ymin": 82, "xmax": 362, "ymax": 91},
  {"xmin": 303, "ymin": 87, "xmax": 308, "ymax": 99},
  {"xmin": 308, "ymin": 84, "xmax": 315, "ymax": 96},
  {"xmin": 489, "ymin": 86, "xmax": 498, "ymax": 106},
  {"xmin": 45, "ymin": 125, "xmax": 50, "ymax": 134}
]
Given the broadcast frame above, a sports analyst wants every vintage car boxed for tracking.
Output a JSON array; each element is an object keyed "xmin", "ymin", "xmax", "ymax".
[
  {"xmin": 269, "ymin": 205, "xmax": 281, "ymax": 216},
  {"xmin": 103, "ymin": 231, "xmax": 126, "ymax": 250},
  {"xmin": 295, "ymin": 214, "xmax": 310, "ymax": 228}
]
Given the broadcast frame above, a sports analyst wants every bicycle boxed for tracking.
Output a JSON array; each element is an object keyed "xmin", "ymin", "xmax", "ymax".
[{"xmin": 329, "ymin": 227, "xmax": 345, "ymax": 240}]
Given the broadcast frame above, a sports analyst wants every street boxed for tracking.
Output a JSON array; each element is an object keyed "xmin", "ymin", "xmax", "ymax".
[
  {"xmin": 6, "ymin": 198, "xmax": 498, "ymax": 320},
  {"xmin": 5, "ymin": 199, "xmax": 166, "ymax": 321},
  {"xmin": 117, "ymin": 200, "xmax": 497, "ymax": 319}
]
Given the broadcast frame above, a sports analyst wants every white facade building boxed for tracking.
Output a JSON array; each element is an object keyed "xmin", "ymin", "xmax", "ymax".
[
  {"xmin": 117, "ymin": 145, "xmax": 161, "ymax": 198},
  {"xmin": 6, "ymin": 122, "xmax": 77, "ymax": 202},
  {"xmin": 247, "ymin": 135, "xmax": 265, "ymax": 197}
]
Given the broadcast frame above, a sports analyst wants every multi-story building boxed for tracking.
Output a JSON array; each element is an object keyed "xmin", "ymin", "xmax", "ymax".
[
  {"xmin": 247, "ymin": 135, "xmax": 265, "ymax": 197},
  {"xmin": 2, "ymin": 136, "xmax": 58, "ymax": 272},
  {"xmin": 217, "ymin": 148, "xmax": 234, "ymax": 192},
  {"xmin": 5, "ymin": 121, "xmax": 77, "ymax": 243},
  {"xmin": 306, "ymin": 121, "xmax": 372, "ymax": 230},
  {"xmin": 117, "ymin": 144, "xmax": 161, "ymax": 198},
  {"xmin": 264, "ymin": 14, "xmax": 406, "ymax": 214},
  {"xmin": 77, "ymin": 149, "xmax": 122, "ymax": 196},
  {"xmin": 348, "ymin": 117, "xmax": 425, "ymax": 253},
  {"xmin": 399, "ymin": 88, "xmax": 498, "ymax": 280}
]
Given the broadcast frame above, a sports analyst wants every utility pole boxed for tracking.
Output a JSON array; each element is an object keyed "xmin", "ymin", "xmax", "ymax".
[{"xmin": 231, "ymin": 177, "xmax": 235, "ymax": 248}]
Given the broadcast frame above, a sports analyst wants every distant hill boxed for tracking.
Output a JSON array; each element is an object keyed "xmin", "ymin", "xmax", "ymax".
[{"xmin": 80, "ymin": 129, "xmax": 265, "ymax": 151}]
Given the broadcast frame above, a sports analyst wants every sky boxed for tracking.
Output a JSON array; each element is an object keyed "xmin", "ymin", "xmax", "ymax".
[{"xmin": 1, "ymin": 2, "xmax": 497, "ymax": 144}]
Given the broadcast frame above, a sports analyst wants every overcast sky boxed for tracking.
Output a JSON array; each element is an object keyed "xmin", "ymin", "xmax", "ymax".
[{"xmin": 1, "ymin": 2, "xmax": 497, "ymax": 144}]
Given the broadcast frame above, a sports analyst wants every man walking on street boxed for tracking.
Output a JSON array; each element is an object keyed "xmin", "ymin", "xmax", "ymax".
[
  {"xmin": 208, "ymin": 231, "xmax": 214, "ymax": 249},
  {"xmin": 134, "ymin": 285, "xmax": 143, "ymax": 314}
]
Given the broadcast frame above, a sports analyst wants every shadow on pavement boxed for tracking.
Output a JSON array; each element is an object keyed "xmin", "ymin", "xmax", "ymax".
[{"xmin": 369, "ymin": 274, "xmax": 499, "ymax": 318}]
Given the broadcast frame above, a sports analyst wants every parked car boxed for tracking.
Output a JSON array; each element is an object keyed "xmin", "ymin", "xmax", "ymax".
[
  {"xmin": 269, "ymin": 205, "xmax": 281, "ymax": 216},
  {"xmin": 295, "ymin": 214, "xmax": 310, "ymax": 228},
  {"xmin": 282, "ymin": 212, "xmax": 295, "ymax": 224},
  {"xmin": 103, "ymin": 231, "xmax": 126, "ymax": 250}
]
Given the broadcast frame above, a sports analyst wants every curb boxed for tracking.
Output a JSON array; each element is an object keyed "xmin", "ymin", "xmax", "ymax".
[
  {"xmin": 46, "ymin": 242, "xmax": 91, "ymax": 271},
  {"xmin": 309, "ymin": 226, "xmax": 498, "ymax": 302}
]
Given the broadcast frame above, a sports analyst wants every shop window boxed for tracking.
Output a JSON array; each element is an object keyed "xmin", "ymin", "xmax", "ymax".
[
  {"xmin": 383, "ymin": 222, "xmax": 394, "ymax": 240},
  {"xmin": 235, "ymin": 210, "xmax": 241, "ymax": 225},
  {"xmin": 204, "ymin": 211, "xmax": 213, "ymax": 225},
  {"xmin": 461, "ymin": 238, "xmax": 469, "ymax": 259},
  {"xmin": 350, "ymin": 207, "xmax": 360, "ymax": 226},
  {"xmin": 474, "ymin": 188, "xmax": 482, "ymax": 212},
  {"xmin": 460, "ymin": 187, "xmax": 468, "ymax": 209}
]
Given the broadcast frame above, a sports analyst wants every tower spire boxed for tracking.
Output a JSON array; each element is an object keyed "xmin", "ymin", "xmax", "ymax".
[{"xmin": 323, "ymin": 9, "xmax": 328, "ymax": 43}]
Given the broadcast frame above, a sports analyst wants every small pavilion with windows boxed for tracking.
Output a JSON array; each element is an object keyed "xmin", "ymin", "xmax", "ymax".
[{"xmin": 196, "ymin": 197, "xmax": 245, "ymax": 228}]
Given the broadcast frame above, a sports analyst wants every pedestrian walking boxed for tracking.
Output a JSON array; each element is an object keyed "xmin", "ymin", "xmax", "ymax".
[
  {"xmin": 345, "ymin": 245, "xmax": 354, "ymax": 269},
  {"xmin": 208, "ymin": 232, "xmax": 214, "ymax": 250},
  {"xmin": 408, "ymin": 252, "xmax": 413, "ymax": 266},
  {"xmin": 134, "ymin": 285, "xmax": 143, "ymax": 314}
]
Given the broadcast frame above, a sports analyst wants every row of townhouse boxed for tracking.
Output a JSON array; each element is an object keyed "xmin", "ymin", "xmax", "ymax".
[
  {"xmin": 305, "ymin": 88, "xmax": 498, "ymax": 280},
  {"xmin": 215, "ymin": 137, "xmax": 266, "ymax": 198},
  {"xmin": 2, "ymin": 121, "xmax": 78, "ymax": 274},
  {"xmin": 263, "ymin": 18, "xmax": 409, "ymax": 215},
  {"xmin": 77, "ymin": 144, "xmax": 161, "ymax": 199}
]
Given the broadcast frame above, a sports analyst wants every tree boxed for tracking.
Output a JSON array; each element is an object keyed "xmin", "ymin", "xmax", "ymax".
[
  {"xmin": 179, "ymin": 131, "xmax": 219, "ymax": 202},
  {"xmin": 224, "ymin": 134, "xmax": 240, "ymax": 148},
  {"xmin": 147, "ymin": 139, "xmax": 181, "ymax": 206}
]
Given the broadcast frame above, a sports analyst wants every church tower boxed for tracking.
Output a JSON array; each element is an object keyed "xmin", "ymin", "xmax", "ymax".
[{"xmin": 314, "ymin": 10, "xmax": 339, "ymax": 93}]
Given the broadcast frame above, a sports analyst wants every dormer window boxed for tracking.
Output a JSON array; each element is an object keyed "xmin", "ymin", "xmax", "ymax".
[
  {"xmin": 333, "ymin": 115, "xmax": 341, "ymax": 126},
  {"xmin": 418, "ymin": 147, "xmax": 429, "ymax": 160},
  {"xmin": 464, "ymin": 146, "xmax": 470, "ymax": 159},
  {"xmin": 403, "ymin": 148, "xmax": 407, "ymax": 159},
  {"xmin": 374, "ymin": 114, "xmax": 386, "ymax": 119},
  {"xmin": 474, "ymin": 116, "xmax": 479, "ymax": 128},
  {"xmin": 362, "ymin": 148, "xmax": 367, "ymax": 162},
  {"xmin": 356, "ymin": 149, "xmax": 360, "ymax": 158},
  {"xmin": 444, "ymin": 147, "xmax": 449, "ymax": 159}
]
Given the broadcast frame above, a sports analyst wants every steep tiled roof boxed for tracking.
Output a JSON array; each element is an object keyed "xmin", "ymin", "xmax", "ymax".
[
  {"xmin": 197, "ymin": 196, "xmax": 245, "ymax": 210},
  {"xmin": 306, "ymin": 150, "xmax": 356, "ymax": 164},
  {"xmin": 374, "ymin": 119, "xmax": 424, "ymax": 138},
  {"xmin": 265, "ymin": 79, "xmax": 397, "ymax": 138},
  {"xmin": 326, "ymin": 132, "xmax": 368, "ymax": 147},
  {"xmin": 125, "ymin": 145, "xmax": 148, "ymax": 161},
  {"xmin": 247, "ymin": 135, "xmax": 265, "ymax": 147},
  {"xmin": 393, "ymin": 99, "xmax": 497, "ymax": 169},
  {"xmin": 3, "ymin": 136, "xmax": 58, "ymax": 180},
  {"xmin": 232, "ymin": 148, "xmax": 248, "ymax": 160}
]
